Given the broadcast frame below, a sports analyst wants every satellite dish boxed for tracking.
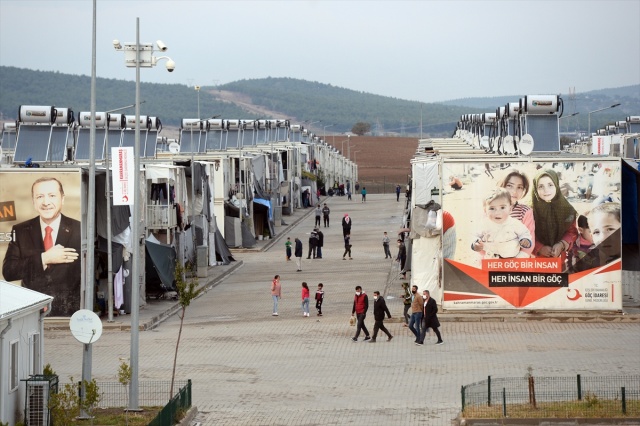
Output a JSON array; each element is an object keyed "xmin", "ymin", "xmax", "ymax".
[
  {"xmin": 480, "ymin": 136, "xmax": 489, "ymax": 149},
  {"xmin": 69, "ymin": 309, "xmax": 103, "ymax": 344},
  {"xmin": 503, "ymin": 135, "xmax": 516, "ymax": 154},
  {"xmin": 168, "ymin": 141, "xmax": 180, "ymax": 154},
  {"xmin": 519, "ymin": 133, "xmax": 535, "ymax": 155}
]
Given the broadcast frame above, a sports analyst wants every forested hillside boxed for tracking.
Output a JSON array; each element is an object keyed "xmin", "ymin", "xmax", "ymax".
[{"xmin": 0, "ymin": 66, "xmax": 636, "ymax": 135}]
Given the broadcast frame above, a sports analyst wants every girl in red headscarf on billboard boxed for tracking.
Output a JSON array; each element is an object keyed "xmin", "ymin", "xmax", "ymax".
[{"xmin": 531, "ymin": 169, "xmax": 578, "ymax": 263}]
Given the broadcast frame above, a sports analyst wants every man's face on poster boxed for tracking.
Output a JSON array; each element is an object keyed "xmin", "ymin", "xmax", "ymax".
[{"xmin": 32, "ymin": 179, "xmax": 64, "ymax": 224}]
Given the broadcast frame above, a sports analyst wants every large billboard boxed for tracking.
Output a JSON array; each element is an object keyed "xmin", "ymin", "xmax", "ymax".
[
  {"xmin": 1, "ymin": 170, "xmax": 83, "ymax": 316},
  {"xmin": 441, "ymin": 159, "xmax": 621, "ymax": 310}
]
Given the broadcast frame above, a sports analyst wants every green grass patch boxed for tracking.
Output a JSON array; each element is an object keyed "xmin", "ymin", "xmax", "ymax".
[{"xmin": 463, "ymin": 399, "xmax": 640, "ymax": 419}]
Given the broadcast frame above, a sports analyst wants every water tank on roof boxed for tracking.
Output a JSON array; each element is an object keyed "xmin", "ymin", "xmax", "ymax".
[
  {"xmin": 78, "ymin": 111, "xmax": 107, "ymax": 128},
  {"xmin": 18, "ymin": 105, "xmax": 56, "ymax": 124},
  {"xmin": 53, "ymin": 107, "xmax": 74, "ymax": 125},
  {"xmin": 522, "ymin": 95, "xmax": 560, "ymax": 114}
]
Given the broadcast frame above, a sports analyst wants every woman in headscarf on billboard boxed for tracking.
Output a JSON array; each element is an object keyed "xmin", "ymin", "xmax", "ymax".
[{"xmin": 531, "ymin": 169, "xmax": 578, "ymax": 262}]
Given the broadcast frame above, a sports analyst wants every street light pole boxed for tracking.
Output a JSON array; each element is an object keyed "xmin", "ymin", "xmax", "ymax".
[
  {"xmin": 114, "ymin": 18, "xmax": 175, "ymax": 411},
  {"xmin": 588, "ymin": 103, "xmax": 621, "ymax": 135}
]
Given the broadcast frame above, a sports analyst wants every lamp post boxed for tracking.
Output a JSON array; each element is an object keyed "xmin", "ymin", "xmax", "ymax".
[
  {"xmin": 195, "ymin": 85, "xmax": 201, "ymax": 119},
  {"xmin": 588, "ymin": 103, "xmax": 621, "ymax": 135},
  {"xmin": 114, "ymin": 19, "xmax": 175, "ymax": 410},
  {"xmin": 323, "ymin": 124, "xmax": 333, "ymax": 141}
]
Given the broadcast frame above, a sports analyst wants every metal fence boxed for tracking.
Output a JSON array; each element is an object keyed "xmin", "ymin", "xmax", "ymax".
[
  {"xmin": 461, "ymin": 375, "xmax": 640, "ymax": 419},
  {"xmin": 149, "ymin": 379, "xmax": 192, "ymax": 426},
  {"xmin": 67, "ymin": 380, "xmax": 189, "ymax": 409}
]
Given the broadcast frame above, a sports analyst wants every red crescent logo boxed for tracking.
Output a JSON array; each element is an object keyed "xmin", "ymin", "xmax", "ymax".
[
  {"xmin": 122, "ymin": 195, "xmax": 129, "ymax": 202},
  {"xmin": 567, "ymin": 288, "xmax": 581, "ymax": 301}
]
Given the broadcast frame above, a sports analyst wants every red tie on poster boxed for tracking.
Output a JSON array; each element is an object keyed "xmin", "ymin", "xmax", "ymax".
[{"xmin": 44, "ymin": 226, "xmax": 53, "ymax": 251}]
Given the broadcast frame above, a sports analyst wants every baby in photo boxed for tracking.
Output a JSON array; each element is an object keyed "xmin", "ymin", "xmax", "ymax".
[{"xmin": 472, "ymin": 188, "xmax": 532, "ymax": 259}]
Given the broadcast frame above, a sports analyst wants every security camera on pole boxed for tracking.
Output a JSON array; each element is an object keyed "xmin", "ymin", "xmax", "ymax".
[{"xmin": 114, "ymin": 19, "xmax": 176, "ymax": 411}]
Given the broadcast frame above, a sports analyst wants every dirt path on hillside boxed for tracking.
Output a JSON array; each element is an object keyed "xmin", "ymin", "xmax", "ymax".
[{"xmin": 210, "ymin": 89, "xmax": 290, "ymax": 119}]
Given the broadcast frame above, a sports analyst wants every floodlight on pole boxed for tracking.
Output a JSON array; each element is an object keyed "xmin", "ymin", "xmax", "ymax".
[
  {"xmin": 114, "ymin": 19, "xmax": 175, "ymax": 411},
  {"xmin": 588, "ymin": 103, "xmax": 621, "ymax": 135}
]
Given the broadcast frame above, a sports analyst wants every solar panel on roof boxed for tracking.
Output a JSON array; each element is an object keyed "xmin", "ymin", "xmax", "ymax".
[
  {"xmin": 1, "ymin": 131, "xmax": 17, "ymax": 150},
  {"xmin": 144, "ymin": 130, "xmax": 158, "ymax": 157},
  {"xmin": 205, "ymin": 131, "xmax": 224, "ymax": 151},
  {"xmin": 179, "ymin": 130, "xmax": 202, "ymax": 153},
  {"xmin": 226, "ymin": 130, "xmax": 240, "ymax": 149},
  {"xmin": 120, "ymin": 130, "xmax": 136, "ymax": 149},
  {"xmin": 14, "ymin": 125, "xmax": 52, "ymax": 162},
  {"xmin": 74, "ymin": 128, "xmax": 106, "ymax": 161},
  {"xmin": 49, "ymin": 127, "xmax": 69, "ymax": 162},
  {"xmin": 106, "ymin": 129, "xmax": 122, "ymax": 153}
]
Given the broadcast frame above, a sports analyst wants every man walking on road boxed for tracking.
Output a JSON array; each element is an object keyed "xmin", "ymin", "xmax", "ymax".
[
  {"xmin": 294, "ymin": 238, "xmax": 303, "ymax": 271},
  {"xmin": 409, "ymin": 285, "xmax": 423, "ymax": 344},
  {"xmin": 382, "ymin": 231, "xmax": 391, "ymax": 259},
  {"xmin": 351, "ymin": 285, "xmax": 370, "ymax": 342},
  {"xmin": 396, "ymin": 184, "xmax": 401, "ymax": 202},
  {"xmin": 419, "ymin": 290, "xmax": 443, "ymax": 345},
  {"xmin": 322, "ymin": 203, "xmax": 331, "ymax": 227},
  {"xmin": 315, "ymin": 205, "xmax": 322, "ymax": 227},
  {"xmin": 370, "ymin": 291, "xmax": 393, "ymax": 342}
]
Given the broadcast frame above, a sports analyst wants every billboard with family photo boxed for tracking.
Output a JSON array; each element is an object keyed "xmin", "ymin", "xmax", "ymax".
[
  {"xmin": 0, "ymin": 170, "xmax": 83, "ymax": 316},
  {"xmin": 441, "ymin": 159, "xmax": 621, "ymax": 310}
]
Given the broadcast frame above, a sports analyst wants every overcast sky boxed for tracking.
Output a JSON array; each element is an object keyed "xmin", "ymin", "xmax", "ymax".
[{"xmin": 1, "ymin": 0, "xmax": 638, "ymax": 103}]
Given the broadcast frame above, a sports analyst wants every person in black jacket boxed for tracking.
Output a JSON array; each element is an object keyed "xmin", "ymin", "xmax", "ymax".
[
  {"xmin": 294, "ymin": 238, "xmax": 303, "ymax": 272},
  {"xmin": 370, "ymin": 291, "xmax": 393, "ymax": 342},
  {"xmin": 419, "ymin": 289, "xmax": 443, "ymax": 345}
]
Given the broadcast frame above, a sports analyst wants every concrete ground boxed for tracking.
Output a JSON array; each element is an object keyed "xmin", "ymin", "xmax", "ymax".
[{"xmin": 43, "ymin": 194, "xmax": 640, "ymax": 426}]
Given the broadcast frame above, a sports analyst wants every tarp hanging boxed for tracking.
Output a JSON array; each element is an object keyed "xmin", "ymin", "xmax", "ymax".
[{"xmin": 145, "ymin": 234, "xmax": 177, "ymax": 294}]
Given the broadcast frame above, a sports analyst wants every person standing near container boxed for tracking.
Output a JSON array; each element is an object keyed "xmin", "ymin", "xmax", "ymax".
[
  {"xmin": 271, "ymin": 275, "xmax": 281, "ymax": 316},
  {"xmin": 294, "ymin": 237, "xmax": 303, "ymax": 272},
  {"xmin": 382, "ymin": 231, "xmax": 391, "ymax": 259}
]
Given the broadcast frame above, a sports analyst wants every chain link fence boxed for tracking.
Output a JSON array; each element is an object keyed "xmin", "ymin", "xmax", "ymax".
[
  {"xmin": 461, "ymin": 375, "xmax": 640, "ymax": 419},
  {"xmin": 64, "ymin": 380, "xmax": 190, "ymax": 408}
]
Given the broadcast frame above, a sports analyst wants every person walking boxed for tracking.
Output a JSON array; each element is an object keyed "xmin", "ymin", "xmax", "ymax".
[
  {"xmin": 316, "ymin": 228, "xmax": 324, "ymax": 259},
  {"xmin": 322, "ymin": 203, "xmax": 331, "ymax": 227},
  {"xmin": 294, "ymin": 237, "xmax": 303, "ymax": 272},
  {"xmin": 408, "ymin": 285, "xmax": 423, "ymax": 344},
  {"xmin": 342, "ymin": 214, "xmax": 352, "ymax": 237},
  {"xmin": 382, "ymin": 231, "xmax": 392, "ymax": 259},
  {"xmin": 301, "ymin": 282, "xmax": 310, "ymax": 317},
  {"xmin": 370, "ymin": 291, "xmax": 393, "ymax": 342},
  {"xmin": 307, "ymin": 228, "xmax": 319, "ymax": 259},
  {"xmin": 347, "ymin": 189, "xmax": 352, "ymax": 201},
  {"xmin": 351, "ymin": 286, "xmax": 370, "ymax": 342},
  {"xmin": 396, "ymin": 184, "xmax": 401, "ymax": 202},
  {"xmin": 285, "ymin": 237, "xmax": 292, "ymax": 261},
  {"xmin": 400, "ymin": 282, "xmax": 412, "ymax": 327},
  {"xmin": 343, "ymin": 234, "xmax": 352, "ymax": 260},
  {"xmin": 361, "ymin": 187, "xmax": 367, "ymax": 203},
  {"xmin": 271, "ymin": 275, "xmax": 281, "ymax": 316},
  {"xmin": 314, "ymin": 205, "xmax": 322, "ymax": 227},
  {"xmin": 315, "ymin": 283, "xmax": 324, "ymax": 316},
  {"xmin": 355, "ymin": 181, "xmax": 360, "ymax": 192},
  {"xmin": 396, "ymin": 239, "xmax": 407, "ymax": 279},
  {"xmin": 419, "ymin": 290, "xmax": 443, "ymax": 345}
]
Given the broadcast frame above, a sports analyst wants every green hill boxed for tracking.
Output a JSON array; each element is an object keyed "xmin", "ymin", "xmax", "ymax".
[{"xmin": 0, "ymin": 66, "xmax": 636, "ymax": 136}]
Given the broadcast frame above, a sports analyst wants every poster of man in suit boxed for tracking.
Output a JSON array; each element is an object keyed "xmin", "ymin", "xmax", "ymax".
[{"xmin": 1, "ymin": 171, "xmax": 82, "ymax": 316}]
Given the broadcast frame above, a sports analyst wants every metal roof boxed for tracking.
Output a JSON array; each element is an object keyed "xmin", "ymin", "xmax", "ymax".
[{"xmin": 0, "ymin": 280, "xmax": 53, "ymax": 320}]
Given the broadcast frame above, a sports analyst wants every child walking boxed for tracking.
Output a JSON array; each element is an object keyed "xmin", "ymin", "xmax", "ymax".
[
  {"xmin": 301, "ymin": 282, "xmax": 310, "ymax": 317},
  {"xmin": 315, "ymin": 283, "xmax": 324, "ymax": 316},
  {"xmin": 285, "ymin": 237, "xmax": 292, "ymax": 261}
]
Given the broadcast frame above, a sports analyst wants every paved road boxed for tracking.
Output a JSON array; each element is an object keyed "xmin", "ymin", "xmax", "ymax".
[{"xmin": 44, "ymin": 194, "xmax": 640, "ymax": 426}]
